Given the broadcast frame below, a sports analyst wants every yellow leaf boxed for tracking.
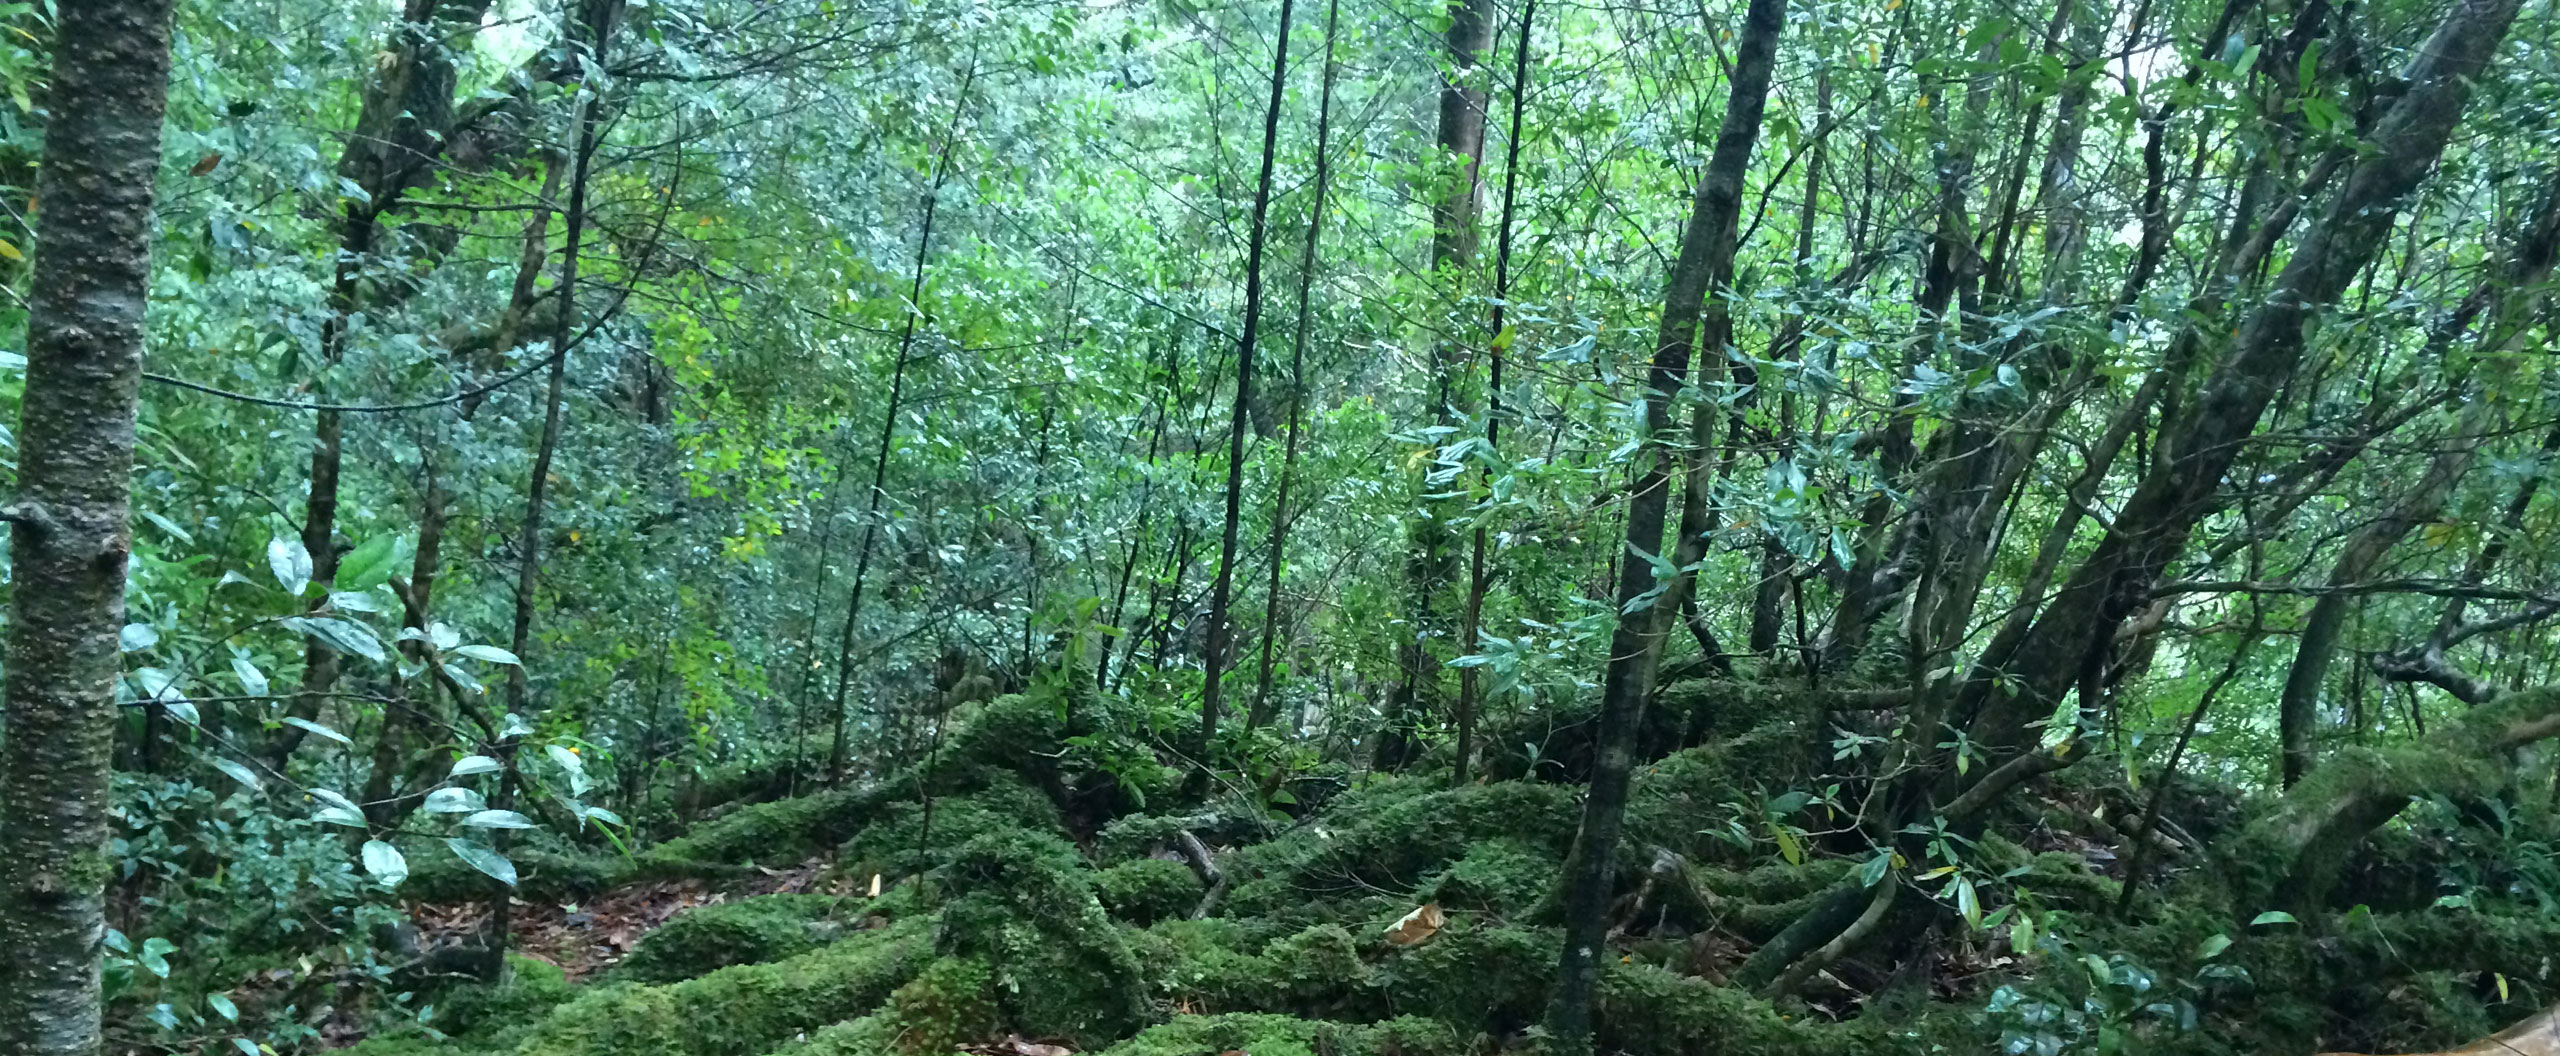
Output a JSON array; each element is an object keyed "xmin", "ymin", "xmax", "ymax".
[
  {"xmin": 1772, "ymin": 823, "xmax": 1804, "ymax": 866},
  {"xmin": 1920, "ymin": 866, "xmax": 1958, "ymax": 879},
  {"xmin": 0, "ymin": 237, "xmax": 21, "ymax": 261},
  {"xmin": 2498, "ymin": 973, "xmax": 2510, "ymax": 1002}
]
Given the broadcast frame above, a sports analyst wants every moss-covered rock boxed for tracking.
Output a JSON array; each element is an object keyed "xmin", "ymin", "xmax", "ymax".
[
  {"xmin": 1092, "ymin": 1014, "xmax": 1467, "ymax": 1056},
  {"xmin": 614, "ymin": 895, "xmax": 853, "ymax": 983},
  {"xmin": 840, "ymin": 777, "xmax": 1067, "ymax": 877},
  {"xmin": 404, "ymin": 847, "xmax": 637, "ymax": 904},
  {"xmin": 643, "ymin": 787, "xmax": 879, "ymax": 869},
  {"xmin": 1222, "ymin": 780, "xmax": 1577, "ymax": 920},
  {"xmin": 939, "ymin": 829, "xmax": 1150, "ymax": 1046},
  {"xmin": 1595, "ymin": 962, "xmax": 1932, "ymax": 1056},
  {"xmin": 458, "ymin": 915, "xmax": 928, "ymax": 1056},
  {"xmin": 1096, "ymin": 857, "xmax": 1206, "ymax": 924}
]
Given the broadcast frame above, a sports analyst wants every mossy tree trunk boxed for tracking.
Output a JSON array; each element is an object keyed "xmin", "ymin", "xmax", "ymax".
[
  {"xmin": 0, "ymin": 1, "xmax": 178, "ymax": 1051},
  {"xmin": 1543, "ymin": 0, "xmax": 1783, "ymax": 1045}
]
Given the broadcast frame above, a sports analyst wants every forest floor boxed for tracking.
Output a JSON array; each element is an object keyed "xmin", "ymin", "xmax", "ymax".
[{"xmin": 327, "ymin": 681, "xmax": 2560, "ymax": 1056}]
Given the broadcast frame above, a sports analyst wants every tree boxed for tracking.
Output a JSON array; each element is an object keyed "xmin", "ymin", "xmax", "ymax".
[
  {"xmin": 0, "ymin": 2, "xmax": 179, "ymax": 1052},
  {"xmin": 1543, "ymin": 0, "xmax": 1785, "ymax": 1043}
]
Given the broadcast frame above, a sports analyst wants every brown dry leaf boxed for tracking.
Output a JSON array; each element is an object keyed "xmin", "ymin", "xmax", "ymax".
[
  {"xmin": 2319, "ymin": 1002, "xmax": 2560, "ymax": 1056},
  {"xmin": 1383, "ymin": 902, "xmax": 1444, "ymax": 947},
  {"xmin": 190, "ymin": 152, "xmax": 222, "ymax": 176},
  {"xmin": 1004, "ymin": 1035, "xmax": 1072, "ymax": 1056}
]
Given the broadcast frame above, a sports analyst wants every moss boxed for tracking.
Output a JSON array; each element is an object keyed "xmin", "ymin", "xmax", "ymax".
[
  {"xmin": 614, "ymin": 895, "xmax": 852, "ymax": 984},
  {"xmin": 1372, "ymin": 921, "xmax": 1556, "ymax": 1035},
  {"xmin": 341, "ymin": 954, "xmax": 578, "ymax": 1054},
  {"xmin": 840, "ymin": 778, "xmax": 1067, "ymax": 877},
  {"xmin": 1096, "ymin": 857, "xmax": 1206, "ymax": 924},
  {"xmin": 493, "ymin": 915, "xmax": 932, "ymax": 1056},
  {"xmin": 1092, "ymin": 1014, "xmax": 1467, "ymax": 1056},
  {"xmin": 644, "ymin": 787, "xmax": 878, "ymax": 869},
  {"xmin": 938, "ymin": 829, "xmax": 1149, "ymax": 1046},
  {"xmin": 1419, "ymin": 838, "xmax": 1556, "ymax": 918},
  {"xmin": 874, "ymin": 956, "xmax": 1003, "ymax": 1055},
  {"xmin": 1594, "ymin": 962, "xmax": 1931, "ymax": 1056},
  {"xmin": 1222, "ymin": 781, "xmax": 1577, "ymax": 919}
]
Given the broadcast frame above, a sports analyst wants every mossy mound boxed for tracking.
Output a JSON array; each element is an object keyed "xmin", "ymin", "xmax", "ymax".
[
  {"xmin": 1092, "ymin": 1013, "xmax": 1468, "ymax": 1056},
  {"xmin": 1096, "ymin": 857, "xmax": 1206, "ymax": 924},
  {"xmin": 642, "ymin": 786, "xmax": 880, "ymax": 869},
  {"xmin": 938, "ymin": 829, "xmax": 1151, "ymax": 1046},
  {"xmin": 613, "ymin": 895, "xmax": 854, "ymax": 983},
  {"xmin": 1595, "ymin": 961, "xmax": 1935, "ymax": 1056},
  {"xmin": 1221, "ymin": 779, "xmax": 1577, "ymax": 920},
  {"xmin": 345, "ymin": 915, "xmax": 933, "ymax": 1056},
  {"xmin": 840, "ymin": 776, "xmax": 1068, "ymax": 877}
]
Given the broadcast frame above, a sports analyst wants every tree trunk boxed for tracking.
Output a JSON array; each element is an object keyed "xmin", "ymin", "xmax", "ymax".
[
  {"xmin": 1193, "ymin": 0, "xmax": 1296, "ymax": 790},
  {"xmin": 1542, "ymin": 0, "xmax": 1783, "ymax": 1044},
  {"xmin": 1962, "ymin": 0, "xmax": 2523, "ymax": 761},
  {"xmin": 1380, "ymin": 0, "xmax": 1499, "ymax": 768},
  {"xmin": 1249, "ymin": 0, "xmax": 1342, "ymax": 733},
  {"xmin": 827, "ymin": 69, "xmax": 974, "ymax": 781},
  {"xmin": 0, "ymin": 2, "xmax": 177, "ymax": 1051},
  {"xmin": 1453, "ymin": 0, "xmax": 1536, "ymax": 781}
]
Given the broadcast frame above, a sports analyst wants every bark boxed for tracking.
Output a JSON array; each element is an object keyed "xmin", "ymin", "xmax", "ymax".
[
  {"xmin": 1542, "ymin": 0, "xmax": 1783, "ymax": 1045},
  {"xmin": 2277, "ymin": 403, "xmax": 2485, "ymax": 786},
  {"xmin": 0, "ymin": 2, "xmax": 177, "ymax": 1051},
  {"xmin": 276, "ymin": 0, "xmax": 505, "ymax": 766},
  {"xmin": 1380, "ymin": 0, "xmax": 1498, "ymax": 768},
  {"xmin": 1248, "ymin": 0, "xmax": 1341, "ymax": 733},
  {"xmin": 1962, "ymin": 0, "xmax": 2523, "ymax": 760},
  {"xmin": 1453, "ymin": 0, "xmax": 1535, "ymax": 781},
  {"xmin": 1192, "ymin": 0, "xmax": 1296, "ymax": 790}
]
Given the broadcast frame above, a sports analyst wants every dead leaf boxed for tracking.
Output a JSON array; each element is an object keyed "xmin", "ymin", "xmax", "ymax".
[
  {"xmin": 1383, "ymin": 902, "xmax": 1444, "ymax": 947},
  {"xmin": 868, "ymin": 872, "xmax": 884, "ymax": 897},
  {"xmin": 190, "ymin": 152, "xmax": 223, "ymax": 176}
]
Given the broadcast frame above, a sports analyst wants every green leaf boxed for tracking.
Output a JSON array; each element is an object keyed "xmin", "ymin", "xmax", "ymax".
[
  {"xmin": 446, "ymin": 838, "xmax": 518, "ymax": 887},
  {"xmin": 206, "ymin": 992, "xmax": 239, "ymax": 1022},
  {"xmin": 336, "ymin": 535, "xmax": 403, "ymax": 591},
  {"xmin": 2249, "ymin": 910, "xmax": 2299, "ymax": 927},
  {"xmin": 232, "ymin": 1039, "xmax": 259, "ymax": 1056},
  {"xmin": 309, "ymin": 789, "xmax": 367, "ymax": 828},
  {"xmin": 2195, "ymin": 933, "xmax": 2233, "ymax": 961},
  {"xmin": 449, "ymin": 754, "xmax": 504, "ymax": 778},
  {"xmin": 209, "ymin": 757, "xmax": 263, "ymax": 791},
  {"xmin": 282, "ymin": 716, "xmax": 351, "ymax": 746},
  {"xmin": 267, "ymin": 535, "xmax": 313, "ymax": 596},
  {"xmin": 454, "ymin": 644, "xmax": 523, "ymax": 665},
  {"xmin": 462, "ymin": 809, "xmax": 535, "ymax": 830},
  {"xmin": 139, "ymin": 937, "xmax": 176, "ymax": 978},
  {"xmin": 120, "ymin": 623, "xmax": 160, "ymax": 652},
  {"xmin": 361, "ymin": 840, "xmax": 409, "ymax": 887},
  {"xmin": 230, "ymin": 657, "xmax": 270, "ymax": 698},
  {"xmin": 424, "ymin": 787, "xmax": 486, "ymax": 814},
  {"xmin": 283, "ymin": 616, "xmax": 386, "ymax": 662}
]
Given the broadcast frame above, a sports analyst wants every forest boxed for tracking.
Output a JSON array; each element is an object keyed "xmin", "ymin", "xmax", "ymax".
[{"xmin": 2, "ymin": 0, "xmax": 2559, "ymax": 1052}]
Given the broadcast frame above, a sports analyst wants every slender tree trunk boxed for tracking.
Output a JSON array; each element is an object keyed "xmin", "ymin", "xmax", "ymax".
[
  {"xmin": 1543, "ymin": 0, "xmax": 1783, "ymax": 1045},
  {"xmin": 2277, "ymin": 173, "xmax": 2560, "ymax": 783},
  {"xmin": 488, "ymin": 3, "xmax": 615, "ymax": 968},
  {"xmin": 0, "ymin": 2, "xmax": 177, "ymax": 1051},
  {"xmin": 827, "ymin": 69, "xmax": 973, "ymax": 781},
  {"xmin": 1192, "ymin": 0, "xmax": 1297, "ymax": 792},
  {"xmin": 1453, "ymin": 0, "xmax": 1536, "ymax": 782},
  {"xmin": 1381, "ymin": 0, "xmax": 1500, "ymax": 768},
  {"xmin": 1249, "ymin": 0, "xmax": 1342, "ymax": 732}
]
